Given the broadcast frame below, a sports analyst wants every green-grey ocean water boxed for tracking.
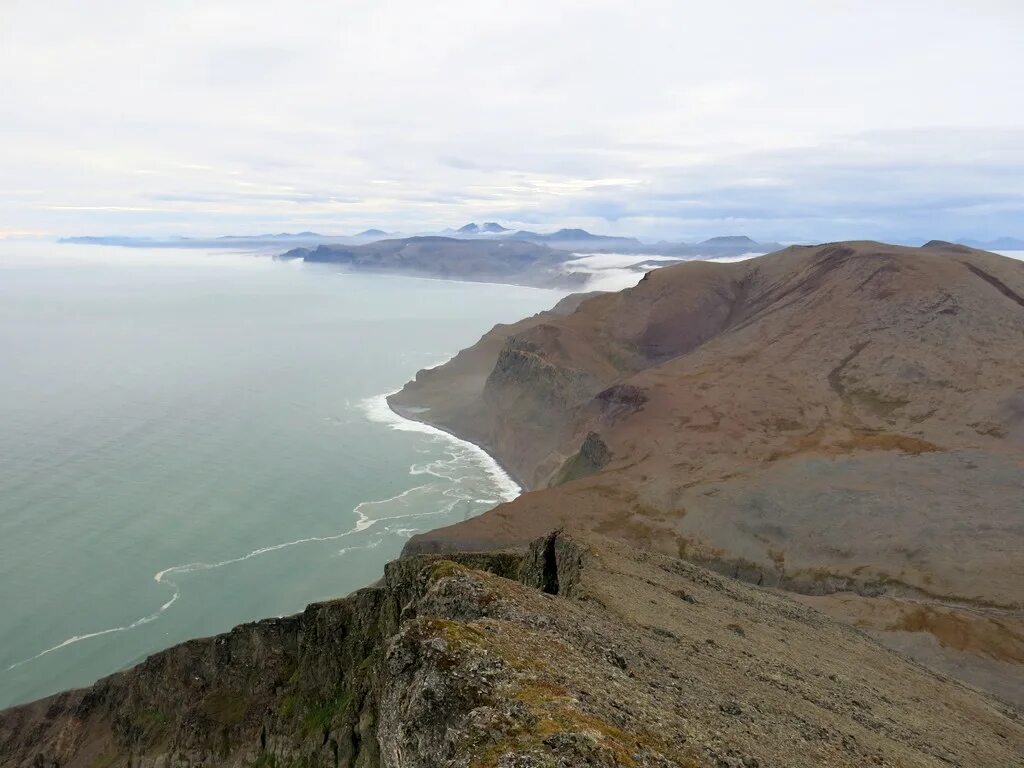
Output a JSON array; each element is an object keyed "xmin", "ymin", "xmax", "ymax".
[{"xmin": 0, "ymin": 242, "xmax": 561, "ymax": 708}]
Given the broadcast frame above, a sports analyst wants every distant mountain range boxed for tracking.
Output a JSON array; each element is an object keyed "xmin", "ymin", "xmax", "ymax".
[
  {"xmin": 455, "ymin": 222, "xmax": 510, "ymax": 234},
  {"xmin": 507, "ymin": 228, "xmax": 644, "ymax": 252},
  {"xmin": 58, "ymin": 226, "xmax": 782, "ymax": 256},
  {"xmin": 61, "ymin": 228, "xmax": 1024, "ymax": 261},
  {"xmin": 445, "ymin": 226, "xmax": 785, "ymax": 255},
  {"xmin": 57, "ymin": 228, "xmax": 786, "ymax": 289},
  {"xmin": 278, "ymin": 236, "xmax": 589, "ymax": 290}
]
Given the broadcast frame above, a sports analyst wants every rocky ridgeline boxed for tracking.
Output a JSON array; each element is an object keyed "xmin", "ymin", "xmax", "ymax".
[
  {"xmin": 391, "ymin": 242, "xmax": 1024, "ymax": 705},
  {"xmin": 2, "ymin": 532, "xmax": 1021, "ymax": 767}
]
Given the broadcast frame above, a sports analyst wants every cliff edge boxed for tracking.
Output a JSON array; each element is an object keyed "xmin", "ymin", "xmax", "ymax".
[{"xmin": 3, "ymin": 532, "xmax": 1021, "ymax": 767}]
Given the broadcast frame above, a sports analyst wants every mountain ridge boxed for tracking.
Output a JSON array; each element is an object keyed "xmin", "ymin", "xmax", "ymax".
[
  {"xmin": 390, "ymin": 240, "xmax": 1024, "ymax": 706},
  {"xmin": 3, "ymin": 532, "xmax": 1020, "ymax": 767}
]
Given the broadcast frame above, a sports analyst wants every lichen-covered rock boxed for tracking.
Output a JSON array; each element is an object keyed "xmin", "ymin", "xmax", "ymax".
[{"xmin": 2, "ymin": 533, "xmax": 1022, "ymax": 767}]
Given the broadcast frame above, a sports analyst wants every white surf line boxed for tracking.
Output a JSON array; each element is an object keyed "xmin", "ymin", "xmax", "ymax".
[
  {"xmin": 2, "ymin": 596, "xmax": 180, "ymax": 672},
  {"xmin": 7, "ymin": 383, "xmax": 519, "ymax": 674},
  {"xmin": 361, "ymin": 390, "xmax": 522, "ymax": 503},
  {"xmin": 4, "ymin": 492, "xmax": 454, "ymax": 672},
  {"xmin": 333, "ymin": 539, "xmax": 382, "ymax": 558}
]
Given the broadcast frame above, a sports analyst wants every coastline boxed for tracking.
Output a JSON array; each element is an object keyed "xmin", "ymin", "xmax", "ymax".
[
  {"xmin": 382, "ymin": 393, "xmax": 540, "ymax": 558},
  {"xmin": 387, "ymin": 398, "xmax": 529, "ymax": 489},
  {"xmin": 363, "ymin": 388, "xmax": 524, "ymax": 505},
  {"xmin": 296, "ymin": 259, "xmax": 586, "ymax": 292},
  {"xmin": 0, "ymin": 253, "xmax": 563, "ymax": 710}
]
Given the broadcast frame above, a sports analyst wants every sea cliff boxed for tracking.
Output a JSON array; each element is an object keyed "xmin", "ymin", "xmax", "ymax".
[{"xmin": 3, "ymin": 532, "xmax": 1021, "ymax": 767}]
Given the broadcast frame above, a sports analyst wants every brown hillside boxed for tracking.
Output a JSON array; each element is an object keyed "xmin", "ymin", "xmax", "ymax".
[{"xmin": 391, "ymin": 241, "xmax": 1024, "ymax": 705}]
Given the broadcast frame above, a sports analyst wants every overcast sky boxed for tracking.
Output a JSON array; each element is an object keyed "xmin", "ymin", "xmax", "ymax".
[{"xmin": 2, "ymin": 0, "xmax": 1022, "ymax": 242}]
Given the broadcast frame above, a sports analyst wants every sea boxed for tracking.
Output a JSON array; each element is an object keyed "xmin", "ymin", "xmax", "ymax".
[{"xmin": 0, "ymin": 242, "xmax": 562, "ymax": 708}]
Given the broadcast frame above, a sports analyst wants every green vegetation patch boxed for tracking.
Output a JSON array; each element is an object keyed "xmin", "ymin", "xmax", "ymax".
[
  {"xmin": 302, "ymin": 690, "xmax": 353, "ymax": 736},
  {"xmin": 429, "ymin": 559, "xmax": 472, "ymax": 581},
  {"xmin": 134, "ymin": 708, "xmax": 169, "ymax": 732},
  {"xmin": 89, "ymin": 748, "xmax": 122, "ymax": 768},
  {"xmin": 279, "ymin": 694, "xmax": 298, "ymax": 718},
  {"xmin": 467, "ymin": 679, "xmax": 701, "ymax": 768}
]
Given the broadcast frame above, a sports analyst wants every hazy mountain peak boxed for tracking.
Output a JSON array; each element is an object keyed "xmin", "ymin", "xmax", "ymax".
[{"xmin": 699, "ymin": 235, "xmax": 757, "ymax": 245}]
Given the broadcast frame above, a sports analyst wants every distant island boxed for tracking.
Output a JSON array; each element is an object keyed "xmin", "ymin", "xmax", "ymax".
[
  {"xmin": 61, "ymin": 226, "xmax": 789, "ymax": 289},
  {"xmin": 59, "ymin": 223, "xmax": 785, "ymax": 255},
  {"xmin": 279, "ymin": 236, "xmax": 591, "ymax": 290},
  {"xmin": 276, "ymin": 233, "xmax": 790, "ymax": 289},
  {"xmin": 57, "ymin": 226, "xmax": 1023, "ymax": 299}
]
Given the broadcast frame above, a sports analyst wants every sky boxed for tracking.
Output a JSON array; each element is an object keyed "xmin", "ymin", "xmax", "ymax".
[{"xmin": 2, "ymin": 0, "xmax": 1022, "ymax": 243}]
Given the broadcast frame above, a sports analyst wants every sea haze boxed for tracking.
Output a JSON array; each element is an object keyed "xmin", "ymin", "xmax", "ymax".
[{"xmin": 0, "ymin": 242, "xmax": 561, "ymax": 708}]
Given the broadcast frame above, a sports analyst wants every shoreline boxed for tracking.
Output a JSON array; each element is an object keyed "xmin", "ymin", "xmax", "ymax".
[
  {"xmin": 387, "ymin": 398, "xmax": 530, "ymax": 491},
  {"xmin": 361, "ymin": 388, "xmax": 524, "ymax": 506},
  {"xmin": 298, "ymin": 261, "xmax": 582, "ymax": 293},
  {"xmin": 0, "ymin": 381, "xmax": 528, "ymax": 712}
]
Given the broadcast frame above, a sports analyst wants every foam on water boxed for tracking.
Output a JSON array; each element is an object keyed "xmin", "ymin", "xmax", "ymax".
[
  {"xmin": 6, "ymin": 389, "xmax": 522, "ymax": 675},
  {"xmin": 7, "ymin": 512, "xmax": 375, "ymax": 671},
  {"xmin": 4, "ymin": 490, "xmax": 465, "ymax": 672},
  {"xmin": 361, "ymin": 391, "xmax": 521, "ymax": 503}
]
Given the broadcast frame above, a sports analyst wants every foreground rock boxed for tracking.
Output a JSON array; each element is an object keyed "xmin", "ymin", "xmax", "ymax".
[
  {"xmin": 390, "ymin": 241, "xmax": 1024, "ymax": 705},
  {"xmin": 2, "ymin": 532, "xmax": 1021, "ymax": 767}
]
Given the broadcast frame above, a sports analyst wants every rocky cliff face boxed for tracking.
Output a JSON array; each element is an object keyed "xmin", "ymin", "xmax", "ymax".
[
  {"xmin": 392, "ymin": 241, "xmax": 1024, "ymax": 707},
  {"xmin": 0, "ymin": 551, "xmax": 520, "ymax": 768},
  {"xmin": 3, "ymin": 533, "xmax": 1021, "ymax": 767},
  {"xmin": 389, "ymin": 292, "xmax": 603, "ymax": 488}
]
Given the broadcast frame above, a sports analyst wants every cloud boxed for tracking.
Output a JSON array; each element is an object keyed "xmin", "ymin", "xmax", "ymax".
[{"xmin": 1, "ymin": 1, "xmax": 1022, "ymax": 241}]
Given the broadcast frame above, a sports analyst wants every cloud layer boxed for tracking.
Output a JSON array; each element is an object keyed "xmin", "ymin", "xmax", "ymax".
[{"xmin": 2, "ymin": 0, "xmax": 1022, "ymax": 241}]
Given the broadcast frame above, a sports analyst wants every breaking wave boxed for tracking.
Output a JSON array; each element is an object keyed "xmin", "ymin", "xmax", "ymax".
[
  {"xmin": 7, "ymin": 387, "xmax": 520, "ymax": 673},
  {"xmin": 360, "ymin": 391, "xmax": 520, "ymax": 503}
]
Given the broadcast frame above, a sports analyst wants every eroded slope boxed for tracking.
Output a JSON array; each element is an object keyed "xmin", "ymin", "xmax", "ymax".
[{"xmin": 392, "ymin": 242, "xmax": 1024, "ymax": 704}]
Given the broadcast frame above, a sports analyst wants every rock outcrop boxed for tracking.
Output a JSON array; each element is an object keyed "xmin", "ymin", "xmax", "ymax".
[
  {"xmin": 3, "ymin": 533, "xmax": 1021, "ymax": 767},
  {"xmin": 391, "ymin": 241, "xmax": 1024, "ymax": 706}
]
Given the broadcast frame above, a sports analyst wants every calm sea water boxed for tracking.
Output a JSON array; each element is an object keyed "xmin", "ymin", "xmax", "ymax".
[{"xmin": 0, "ymin": 242, "xmax": 561, "ymax": 708}]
